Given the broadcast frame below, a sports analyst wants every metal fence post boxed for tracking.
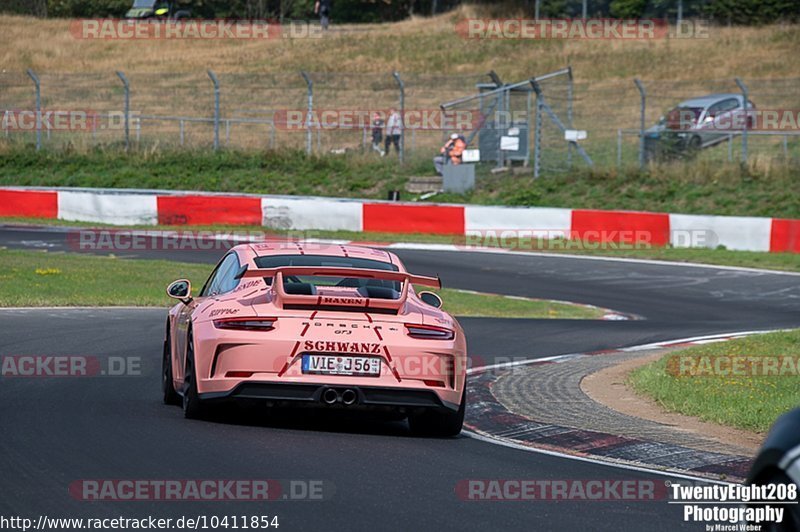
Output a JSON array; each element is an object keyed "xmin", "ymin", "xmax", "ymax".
[
  {"xmin": 392, "ymin": 71, "xmax": 405, "ymax": 164},
  {"xmin": 728, "ymin": 134, "xmax": 733, "ymax": 162},
  {"xmin": 300, "ymin": 71, "xmax": 313, "ymax": 155},
  {"xmin": 734, "ymin": 77, "xmax": 749, "ymax": 164},
  {"xmin": 208, "ymin": 70, "xmax": 220, "ymax": 150},
  {"xmin": 26, "ymin": 69, "xmax": 41, "ymax": 151},
  {"xmin": 115, "ymin": 71, "xmax": 130, "ymax": 151},
  {"xmin": 567, "ymin": 66, "xmax": 574, "ymax": 168},
  {"xmin": 633, "ymin": 78, "xmax": 646, "ymax": 169},
  {"xmin": 532, "ymin": 82, "xmax": 542, "ymax": 178}
]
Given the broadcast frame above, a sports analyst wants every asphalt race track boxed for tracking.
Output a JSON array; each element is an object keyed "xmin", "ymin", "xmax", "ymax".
[{"xmin": 2, "ymin": 225, "xmax": 800, "ymax": 531}]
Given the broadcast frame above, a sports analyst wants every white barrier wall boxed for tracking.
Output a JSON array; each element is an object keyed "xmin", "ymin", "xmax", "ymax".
[
  {"xmin": 669, "ymin": 214, "xmax": 773, "ymax": 252},
  {"xmin": 58, "ymin": 191, "xmax": 158, "ymax": 225},
  {"xmin": 261, "ymin": 197, "xmax": 363, "ymax": 232}
]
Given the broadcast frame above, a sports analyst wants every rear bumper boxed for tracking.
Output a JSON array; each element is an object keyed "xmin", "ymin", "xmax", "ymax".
[{"xmin": 198, "ymin": 381, "xmax": 460, "ymax": 412}]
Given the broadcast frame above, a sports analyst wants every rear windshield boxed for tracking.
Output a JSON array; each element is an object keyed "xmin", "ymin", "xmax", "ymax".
[{"xmin": 254, "ymin": 254, "xmax": 400, "ymax": 290}]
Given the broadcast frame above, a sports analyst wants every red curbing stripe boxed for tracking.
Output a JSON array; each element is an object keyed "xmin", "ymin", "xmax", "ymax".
[
  {"xmin": 571, "ymin": 209, "xmax": 670, "ymax": 247},
  {"xmin": 0, "ymin": 190, "xmax": 58, "ymax": 218},
  {"xmin": 363, "ymin": 204, "xmax": 465, "ymax": 235},
  {"xmin": 770, "ymin": 218, "xmax": 800, "ymax": 253},
  {"xmin": 156, "ymin": 195, "xmax": 262, "ymax": 226}
]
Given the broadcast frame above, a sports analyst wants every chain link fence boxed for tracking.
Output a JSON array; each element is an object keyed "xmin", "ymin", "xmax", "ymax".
[{"xmin": 2, "ymin": 69, "xmax": 798, "ymax": 174}]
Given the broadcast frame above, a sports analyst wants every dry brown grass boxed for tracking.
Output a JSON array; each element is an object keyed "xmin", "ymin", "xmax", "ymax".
[
  {"xmin": 1, "ymin": 7, "xmax": 798, "ymax": 80},
  {"xmin": 2, "ymin": 8, "xmax": 798, "ymax": 156}
]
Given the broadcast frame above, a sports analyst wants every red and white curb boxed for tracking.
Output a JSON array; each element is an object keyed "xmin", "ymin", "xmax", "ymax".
[
  {"xmin": 464, "ymin": 329, "xmax": 790, "ymax": 484},
  {"xmin": 3, "ymin": 186, "xmax": 800, "ymax": 253}
]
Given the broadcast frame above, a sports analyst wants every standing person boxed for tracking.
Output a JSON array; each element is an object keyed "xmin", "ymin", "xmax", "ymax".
[
  {"xmin": 314, "ymin": 0, "xmax": 331, "ymax": 30},
  {"xmin": 384, "ymin": 108, "xmax": 402, "ymax": 156},
  {"xmin": 371, "ymin": 112, "xmax": 385, "ymax": 156}
]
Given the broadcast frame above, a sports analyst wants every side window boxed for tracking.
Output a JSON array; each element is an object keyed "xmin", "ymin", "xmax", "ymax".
[
  {"xmin": 719, "ymin": 98, "xmax": 740, "ymax": 112},
  {"xmin": 217, "ymin": 254, "xmax": 242, "ymax": 294},
  {"xmin": 708, "ymin": 99, "xmax": 739, "ymax": 117},
  {"xmin": 200, "ymin": 254, "xmax": 240, "ymax": 297},
  {"xmin": 706, "ymin": 101, "xmax": 724, "ymax": 117}
]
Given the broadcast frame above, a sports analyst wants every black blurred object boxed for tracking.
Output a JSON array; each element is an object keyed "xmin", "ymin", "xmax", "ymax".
[
  {"xmin": 387, "ymin": 190, "xmax": 400, "ymax": 201},
  {"xmin": 746, "ymin": 408, "xmax": 800, "ymax": 531}
]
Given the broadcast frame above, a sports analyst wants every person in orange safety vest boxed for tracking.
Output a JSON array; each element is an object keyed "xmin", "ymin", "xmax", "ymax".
[{"xmin": 434, "ymin": 133, "xmax": 467, "ymax": 175}]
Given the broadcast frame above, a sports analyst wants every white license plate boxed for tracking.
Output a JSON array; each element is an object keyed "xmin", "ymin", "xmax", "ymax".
[{"xmin": 301, "ymin": 354, "xmax": 381, "ymax": 377}]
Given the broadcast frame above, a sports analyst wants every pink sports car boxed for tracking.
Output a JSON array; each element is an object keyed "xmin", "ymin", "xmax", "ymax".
[{"xmin": 162, "ymin": 242, "xmax": 467, "ymax": 436}]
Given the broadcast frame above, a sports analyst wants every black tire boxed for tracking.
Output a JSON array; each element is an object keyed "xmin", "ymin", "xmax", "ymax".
[
  {"xmin": 182, "ymin": 332, "xmax": 206, "ymax": 419},
  {"xmin": 161, "ymin": 327, "xmax": 181, "ymax": 405},
  {"xmin": 409, "ymin": 388, "xmax": 466, "ymax": 437},
  {"xmin": 688, "ymin": 135, "xmax": 702, "ymax": 150}
]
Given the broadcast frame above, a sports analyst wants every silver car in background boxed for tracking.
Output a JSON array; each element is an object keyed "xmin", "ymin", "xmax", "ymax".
[{"xmin": 647, "ymin": 93, "xmax": 756, "ymax": 151}]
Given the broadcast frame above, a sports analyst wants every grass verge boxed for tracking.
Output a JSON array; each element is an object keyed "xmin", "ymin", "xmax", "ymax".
[
  {"xmin": 1, "ymin": 148, "xmax": 799, "ymax": 218},
  {"xmin": 0, "ymin": 248, "xmax": 604, "ymax": 318},
  {"xmin": 628, "ymin": 331, "xmax": 800, "ymax": 432},
  {"xmin": 3, "ymin": 217, "xmax": 800, "ymax": 273}
]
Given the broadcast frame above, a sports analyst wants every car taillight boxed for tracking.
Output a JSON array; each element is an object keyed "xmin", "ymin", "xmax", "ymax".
[
  {"xmin": 225, "ymin": 371, "xmax": 254, "ymax": 378},
  {"xmin": 213, "ymin": 317, "xmax": 277, "ymax": 331},
  {"xmin": 405, "ymin": 323, "xmax": 454, "ymax": 340}
]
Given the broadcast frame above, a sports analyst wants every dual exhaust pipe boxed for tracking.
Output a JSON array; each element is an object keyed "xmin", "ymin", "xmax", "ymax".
[{"xmin": 321, "ymin": 388, "xmax": 358, "ymax": 406}]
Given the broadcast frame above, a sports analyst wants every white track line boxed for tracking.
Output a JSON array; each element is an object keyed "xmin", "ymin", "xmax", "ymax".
[{"xmin": 463, "ymin": 430, "xmax": 733, "ymax": 486}]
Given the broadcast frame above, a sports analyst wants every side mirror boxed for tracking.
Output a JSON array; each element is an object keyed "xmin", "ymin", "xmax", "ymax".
[
  {"xmin": 418, "ymin": 291, "xmax": 443, "ymax": 309},
  {"xmin": 166, "ymin": 279, "xmax": 192, "ymax": 304}
]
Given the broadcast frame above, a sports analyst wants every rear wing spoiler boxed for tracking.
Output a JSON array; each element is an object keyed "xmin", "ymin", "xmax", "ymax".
[{"xmin": 241, "ymin": 266, "xmax": 441, "ymax": 312}]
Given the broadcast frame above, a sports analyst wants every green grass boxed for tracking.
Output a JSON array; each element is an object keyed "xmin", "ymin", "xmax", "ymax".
[
  {"xmin": 0, "ymin": 248, "xmax": 603, "ymax": 319},
  {"xmin": 433, "ymin": 288, "xmax": 604, "ymax": 319},
  {"xmin": 628, "ymin": 330, "xmax": 800, "ymax": 432},
  {"xmin": 4, "ymin": 217, "xmax": 800, "ymax": 273},
  {"xmin": 1, "ymin": 147, "xmax": 799, "ymax": 218}
]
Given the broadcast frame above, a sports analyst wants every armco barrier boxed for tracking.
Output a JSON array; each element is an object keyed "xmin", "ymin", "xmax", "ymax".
[
  {"xmin": 770, "ymin": 219, "xmax": 800, "ymax": 254},
  {"xmin": 572, "ymin": 209, "xmax": 671, "ymax": 246},
  {"xmin": 157, "ymin": 195, "xmax": 262, "ymax": 226},
  {"xmin": 0, "ymin": 186, "xmax": 797, "ymax": 254},
  {"xmin": 0, "ymin": 189, "xmax": 58, "ymax": 218},
  {"xmin": 363, "ymin": 203, "xmax": 465, "ymax": 235}
]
